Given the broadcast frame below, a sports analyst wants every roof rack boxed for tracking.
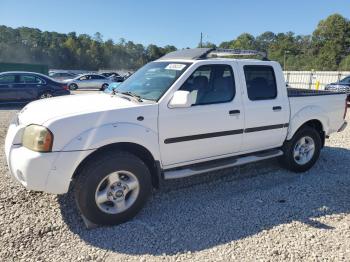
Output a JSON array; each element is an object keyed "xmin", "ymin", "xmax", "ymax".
[
  {"xmin": 158, "ymin": 48, "xmax": 268, "ymax": 61},
  {"xmin": 208, "ymin": 48, "xmax": 268, "ymax": 60}
]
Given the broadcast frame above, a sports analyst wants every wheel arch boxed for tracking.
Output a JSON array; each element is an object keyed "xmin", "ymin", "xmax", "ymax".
[
  {"xmin": 287, "ymin": 105, "xmax": 329, "ymax": 143},
  {"xmin": 288, "ymin": 119, "xmax": 326, "ymax": 147},
  {"xmin": 72, "ymin": 142, "xmax": 162, "ymax": 189}
]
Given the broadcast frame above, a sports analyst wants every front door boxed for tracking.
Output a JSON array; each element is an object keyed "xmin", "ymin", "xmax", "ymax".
[{"xmin": 159, "ymin": 63, "xmax": 244, "ymax": 168}]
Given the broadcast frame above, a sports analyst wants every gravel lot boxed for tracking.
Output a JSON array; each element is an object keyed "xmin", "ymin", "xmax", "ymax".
[{"xmin": 1, "ymin": 105, "xmax": 350, "ymax": 261}]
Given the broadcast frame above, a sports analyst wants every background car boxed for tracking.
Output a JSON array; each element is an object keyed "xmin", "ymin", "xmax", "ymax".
[
  {"xmin": 65, "ymin": 74, "xmax": 110, "ymax": 90},
  {"xmin": 103, "ymin": 82, "xmax": 122, "ymax": 94},
  {"xmin": 0, "ymin": 71, "xmax": 70, "ymax": 103},
  {"xmin": 49, "ymin": 71, "xmax": 78, "ymax": 82},
  {"xmin": 101, "ymin": 72, "xmax": 124, "ymax": 82},
  {"xmin": 325, "ymin": 75, "xmax": 350, "ymax": 101},
  {"xmin": 123, "ymin": 71, "xmax": 133, "ymax": 80}
]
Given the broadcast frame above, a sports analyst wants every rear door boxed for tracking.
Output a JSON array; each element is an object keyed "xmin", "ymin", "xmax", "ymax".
[
  {"xmin": 15, "ymin": 74, "xmax": 41, "ymax": 101},
  {"xmin": 238, "ymin": 62, "xmax": 289, "ymax": 152},
  {"xmin": 90, "ymin": 75, "xmax": 105, "ymax": 89},
  {"xmin": 0, "ymin": 74, "xmax": 16, "ymax": 102}
]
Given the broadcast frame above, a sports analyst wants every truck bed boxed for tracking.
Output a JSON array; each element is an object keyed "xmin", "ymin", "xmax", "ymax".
[
  {"xmin": 287, "ymin": 87, "xmax": 345, "ymax": 97},
  {"xmin": 288, "ymin": 87, "xmax": 347, "ymax": 136}
]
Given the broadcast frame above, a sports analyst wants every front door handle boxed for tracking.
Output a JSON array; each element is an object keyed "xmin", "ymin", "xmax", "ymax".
[
  {"xmin": 229, "ymin": 110, "xmax": 240, "ymax": 115},
  {"xmin": 273, "ymin": 106, "xmax": 282, "ymax": 111}
]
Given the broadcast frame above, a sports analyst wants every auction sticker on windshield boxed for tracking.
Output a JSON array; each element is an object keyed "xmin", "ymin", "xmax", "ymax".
[{"xmin": 165, "ymin": 63, "xmax": 187, "ymax": 71}]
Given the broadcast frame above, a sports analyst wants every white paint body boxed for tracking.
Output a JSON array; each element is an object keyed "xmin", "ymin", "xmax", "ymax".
[{"xmin": 4, "ymin": 59, "xmax": 347, "ymax": 194}]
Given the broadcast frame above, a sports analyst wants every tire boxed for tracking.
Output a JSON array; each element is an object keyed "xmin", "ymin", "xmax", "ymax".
[
  {"xmin": 74, "ymin": 151, "xmax": 152, "ymax": 226},
  {"xmin": 69, "ymin": 83, "xmax": 78, "ymax": 90},
  {"xmin": 100, "ymin": 83, "xmax": 109, "ymax": 91},
  {"xmin": 280, "ymin": 126, "xmax": 321, "ymax": 172},
  {"xmin": 39, "ymin": 92, "xmax": 53, "ymax": 99}
]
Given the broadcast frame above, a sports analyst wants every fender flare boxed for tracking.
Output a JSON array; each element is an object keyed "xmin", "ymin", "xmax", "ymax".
[
  {"xmin": 45, "ymin": 122, "xmax": 160, "ymax": 194},
  {"xmin": 287, "ymin": 105, "xmax": 329, "ymax": 140}
]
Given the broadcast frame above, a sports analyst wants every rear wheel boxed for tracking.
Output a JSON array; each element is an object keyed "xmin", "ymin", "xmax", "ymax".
[
  {"xmin": 100, "ymin": 83, "xmax": 109, "ymax": 91},
  {"xmin": 69, "ymin": 83, "xmax": 78, "ymax": 90},
  {"xmin": 280, "ymin": 126, "xmax": 321, "ymax": 172},
  {"xmin": 74, "ymin": 151, "xmax": 152, "ymax": 226}
]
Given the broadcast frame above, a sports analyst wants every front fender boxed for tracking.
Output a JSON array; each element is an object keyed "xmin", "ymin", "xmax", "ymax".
[
  {"xmin": 61, "ymin": 122, "xmax": 160, "ymax": 161},
  {"xmin": 45, "ymin": 122, "xmax": 160, "ymax": 194},
  {"xmin": 287, "ymin": 105, "xmax": 329, "ymax": 140}
]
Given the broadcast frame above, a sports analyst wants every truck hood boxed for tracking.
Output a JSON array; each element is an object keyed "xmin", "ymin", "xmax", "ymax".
[{"xmin": 18, "ymin": 93, "xmax": 137, "ymax": 126}]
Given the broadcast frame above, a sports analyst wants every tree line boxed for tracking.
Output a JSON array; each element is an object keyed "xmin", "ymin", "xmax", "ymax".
[{"xmin": 0, "ymin": 14, "xmax": 349, "ymax": 71}]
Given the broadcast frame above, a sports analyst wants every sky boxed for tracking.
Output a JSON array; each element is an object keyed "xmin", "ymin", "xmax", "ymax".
[{"xmin": 1, "ymin": 0, "xmax": 349, "ymax": 48}]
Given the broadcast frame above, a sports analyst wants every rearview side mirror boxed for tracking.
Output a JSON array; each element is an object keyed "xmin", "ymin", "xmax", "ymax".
[{"xmin": 168, "ymin": 90, "xmax": 192, "ymax": 108}]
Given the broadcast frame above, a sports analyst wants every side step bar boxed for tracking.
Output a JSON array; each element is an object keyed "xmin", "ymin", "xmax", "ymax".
[{"xmin": 163, "ymin": 149, "xmax": 283, "ymax": 180}]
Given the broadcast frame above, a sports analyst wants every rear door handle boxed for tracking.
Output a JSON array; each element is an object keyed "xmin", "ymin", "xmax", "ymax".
[
  {"xmin": 229, "ymin": 110, "xmax": 240, "ymax": 115},
  {"xmin": 273, "ymin": 106, "xmax": 282, "ymax": 111}
]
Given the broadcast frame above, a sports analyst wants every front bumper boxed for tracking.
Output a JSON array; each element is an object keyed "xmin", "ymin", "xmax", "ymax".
[
  {"xmin": 5, "ymin": 118, "xmax": 58, "ymax": 192},
  {"xmin": 5, "ymin": 118, "xmax": 92, "ymax": 194}
]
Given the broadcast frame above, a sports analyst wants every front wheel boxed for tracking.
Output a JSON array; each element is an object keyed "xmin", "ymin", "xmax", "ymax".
[
  {"xmin": 74, "ymin": 151, "xmax": 152, "ymax": 226},
  {"xmin": 280, "ymin": 126, "xmax": 321, "ymax": 172}
]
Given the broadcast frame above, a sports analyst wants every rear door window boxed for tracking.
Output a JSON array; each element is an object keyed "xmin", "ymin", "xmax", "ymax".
[
  {"xmin": 92, "ymin": 75, "xmax": 104, "ymax": 79},
  {"xmin": 20, "ymin": 75, "xmax": 45, "ymax": 84},
  {"xmin": 244, "ymin": 66, "xmax": 277, "ymax": 100}
]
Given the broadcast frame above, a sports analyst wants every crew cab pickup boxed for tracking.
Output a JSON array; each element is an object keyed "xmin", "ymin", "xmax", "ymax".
[{"xmin": 5, "ymin": 48, "xmax": 348, "ymax": 226}]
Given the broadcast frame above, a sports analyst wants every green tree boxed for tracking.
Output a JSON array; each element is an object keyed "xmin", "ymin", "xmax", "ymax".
[{"xmin": 312, "ymin": 14, "xmax": 350, "ymax": 70}]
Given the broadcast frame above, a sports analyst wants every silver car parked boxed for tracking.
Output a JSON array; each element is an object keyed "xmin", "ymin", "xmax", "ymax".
[
  {"xmin": 65, "ymin": 74, "xmax": 111, "ymax": 90},
  {"xmin": 49, "ymin": 71, "xmax": 78, "ymax": 82}
]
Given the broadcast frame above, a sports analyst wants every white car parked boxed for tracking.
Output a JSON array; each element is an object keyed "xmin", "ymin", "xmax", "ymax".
[
  {"xmin": 65, "ymin": 74, "xmax": 111, "ymax": 91},
  {"xmin": 5, "ymin": 48, "xmax": 348, "ymax": 226}
]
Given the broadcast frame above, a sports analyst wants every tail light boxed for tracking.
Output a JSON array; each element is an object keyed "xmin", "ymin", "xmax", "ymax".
[
  {"xmin": 62, "ymin": 85, "xmax": 69, "ymax": 90},
  {"xmin": 344, "ymin": 98, "xmax": 348, "ymax": 119}
]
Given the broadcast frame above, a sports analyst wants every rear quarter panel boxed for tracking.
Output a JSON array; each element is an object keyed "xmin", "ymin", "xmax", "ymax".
[{"xmin": 287, "ymin": 94, "xmax": 346, "ymax": 139}]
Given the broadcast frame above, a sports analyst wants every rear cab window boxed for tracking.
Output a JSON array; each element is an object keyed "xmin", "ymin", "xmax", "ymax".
[{"xmin": 244, "ymin": 65, "xmax": 277, "ymax": 101}]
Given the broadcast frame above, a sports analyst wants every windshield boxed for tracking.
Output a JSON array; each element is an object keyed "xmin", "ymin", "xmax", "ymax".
[
  {"xmin": 114, "ymin": 61, "xmax": 190, "ymax": 101},
  {"xmin": 340, "ymin": 76, "xmax": 350, "ymax": 84}
]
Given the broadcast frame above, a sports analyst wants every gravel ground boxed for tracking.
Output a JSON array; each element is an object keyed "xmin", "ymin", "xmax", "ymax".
[{"xmin": 1, "ymin": 106, "xmax": 350, "ymax": 261}]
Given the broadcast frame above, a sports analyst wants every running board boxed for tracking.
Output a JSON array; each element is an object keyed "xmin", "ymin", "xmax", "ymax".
[{"xmin": 163, "ymin": 149, "xmax": 283, "ymax": 180}]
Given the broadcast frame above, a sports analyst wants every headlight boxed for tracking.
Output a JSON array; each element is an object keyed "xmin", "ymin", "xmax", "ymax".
[{"xmin": 22, "ymin": 125, "xmax": 54, "ymax": 152}]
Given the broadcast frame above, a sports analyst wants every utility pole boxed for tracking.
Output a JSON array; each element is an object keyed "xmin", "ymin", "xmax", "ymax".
[
  {"xmin": 200, "ymin": 32, "xmax": 203, "ymax": 48},
  {"xmin": 284, "ymin": 50, "xmax": 290, "ymax": 71}
]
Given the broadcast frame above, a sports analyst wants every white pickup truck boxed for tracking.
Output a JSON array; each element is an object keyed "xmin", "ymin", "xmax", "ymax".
[{"xmin": 5, "ymin": 48, "xmax": 348, "ymax": 226}]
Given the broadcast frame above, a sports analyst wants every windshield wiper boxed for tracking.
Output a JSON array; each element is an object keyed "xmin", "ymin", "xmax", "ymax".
[
  {"xmin": 111, "ymin": 89, "xmax": 145, "ymax": 102},
  {"xmin": 120, "ymin": 91, "xmax": 143, "ymax": 102}
]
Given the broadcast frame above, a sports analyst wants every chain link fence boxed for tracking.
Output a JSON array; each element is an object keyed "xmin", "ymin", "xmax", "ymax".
[{"xmin": 284, "ymin": 71, "xmax": 350, "ymax": 90}]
